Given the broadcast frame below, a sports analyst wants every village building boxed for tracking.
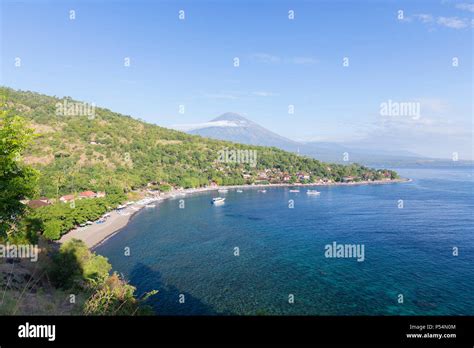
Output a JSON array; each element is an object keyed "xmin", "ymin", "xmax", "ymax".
[
  {"xmin": 59, "ymin": 194, "xmax": 75, "ymax": 203},
  {"xmin": 27, "ymin": 199, "xmax": 51, "ymax": 209},
  {"xmin": 79, "ymin": 191, "xmax": 97, "ymax": 199},
  {"xmin": 342, "ymin": 176, "xmax": 357, "ymax": 182}
]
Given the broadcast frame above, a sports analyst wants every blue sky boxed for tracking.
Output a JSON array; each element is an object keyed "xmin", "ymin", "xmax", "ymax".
[{"xmin": 1, "ymin": 0, "xmax": 472, "ymax": 159}]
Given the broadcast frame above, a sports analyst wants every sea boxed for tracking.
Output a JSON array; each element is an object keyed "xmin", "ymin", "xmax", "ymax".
[{"xmin": 95, "ymin": 165, "xmax": 474, "ymax": 315}]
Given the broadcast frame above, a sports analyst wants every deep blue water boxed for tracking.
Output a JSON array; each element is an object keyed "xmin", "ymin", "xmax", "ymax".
[{"xmin": 95, "ymin": 166, "xmax": 474, "ymax": 315}]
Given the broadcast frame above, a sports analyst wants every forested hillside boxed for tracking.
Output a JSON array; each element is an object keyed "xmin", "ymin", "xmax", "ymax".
[{"xmin": 1, "ymin": 87, "xmax": 397, "ymax": 198}]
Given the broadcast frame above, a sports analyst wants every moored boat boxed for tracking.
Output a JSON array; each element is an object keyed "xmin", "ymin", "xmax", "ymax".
[
  {"xmin": 307, "ymin": 190, "xmax": 320, "ymax": 195},
  {"xmin": 212, "ymin": 197, "xmax": 226, "ymax": 204}
]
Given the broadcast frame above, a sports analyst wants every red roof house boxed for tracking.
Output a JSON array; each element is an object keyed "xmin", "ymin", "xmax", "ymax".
[
  {"xmin": 79, "ymin": 191, "xmax": 97, "ymax": 199},
  {"xmin": 59, "ymin": 195, "xmax": 75, "ymax": 203}
]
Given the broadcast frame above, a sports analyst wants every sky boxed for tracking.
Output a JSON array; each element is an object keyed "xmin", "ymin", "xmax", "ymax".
[{"xmin": 0, "ymin": 0, "xmax": 472, "ymax": 159}]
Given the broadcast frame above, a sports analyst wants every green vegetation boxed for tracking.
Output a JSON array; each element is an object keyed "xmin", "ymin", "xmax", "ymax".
[
  {"xmin": 51, "ymin": 239, "xmax": 156, "ymax": 315},
  {"xmin": 1, "ymin": 86, "xmax": 398, "ymax": 201},
  {"xmin": 0, "ymin": 86, "xmax": 399, "ymax": 315},
  {"xmin": 28, "ymin": 191, "xmax": 126, "ymax": 240},
  {"xmin": 0, "ymin": 103, "xmax": 155, "ymax": 315},
  {"xmin": 0, "ymin": 105, "xmax": 39, "ymax": 239},
  {"xmin": 0, "ymin": 239, "xmax": 155, "ymax": 315},
  {"xmin": 50, "ymin": 239, "xmax": 111, "ymax": 288}
]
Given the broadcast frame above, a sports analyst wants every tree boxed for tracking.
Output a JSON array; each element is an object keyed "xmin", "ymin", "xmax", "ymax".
[
  {"xmin": 43, "ymin": 219, "xmax": 62, "ymax": 240},
  {"xmin": 0, "ymin": 105, "xmax": 39, "ymax": 239},
  {"xmin": 1, "ymin": 86, "xmax": 398, "ymax": 201}
]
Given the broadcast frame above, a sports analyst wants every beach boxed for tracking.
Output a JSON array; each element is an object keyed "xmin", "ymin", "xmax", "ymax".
[
  {"xmin": 59, "ymin": 178, "xmax": 409, "ymax": 248},
  {"xmin": 59, "ymin": 209, "xmax": 141, "ymax": 248}
]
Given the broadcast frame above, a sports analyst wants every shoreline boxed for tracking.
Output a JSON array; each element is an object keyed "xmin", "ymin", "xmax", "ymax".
[{"xmin": 59, "ymin": 178, "xmax": 410, "ymax": 249}]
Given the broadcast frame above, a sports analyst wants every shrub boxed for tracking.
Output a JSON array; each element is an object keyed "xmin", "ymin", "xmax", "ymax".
[
  {"xmin": 43, "ymin": 220, "xmax": 62, "ymax": 240},
  {"xmin": 83, "ymin": 273, "xmax": 157, "ymax": 316},
  {"xmin": 83, "ymin": 254, "xmax": 112, "ymax": 284},
  {"xmin": 159, "ymin": 184, "xmax": 172, "ymax": 192},
  {"xmin": 49, "ymin": 239, "xmax": 112, "ymax": 289},
  {"xmin": 50, "ymin": 247, "xmax": 83, "ymax": 289}
]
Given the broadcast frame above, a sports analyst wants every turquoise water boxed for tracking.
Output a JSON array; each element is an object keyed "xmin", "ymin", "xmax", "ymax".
[{"xmin": 95, "ymin": 166, "xmax": 474, "ymax": 315}]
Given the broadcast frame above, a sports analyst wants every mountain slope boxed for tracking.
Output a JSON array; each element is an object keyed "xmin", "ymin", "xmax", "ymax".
[
  {"xmin": 182, "ymin": 112, "xmax": 427, "ymax": 164},
  {"xmin": 187, "ymin": 112, "xmax": 300, "ymax": 151},
  {"xmin": 1, "ymin": 87, "xmax": 397, "ymax": 198}
]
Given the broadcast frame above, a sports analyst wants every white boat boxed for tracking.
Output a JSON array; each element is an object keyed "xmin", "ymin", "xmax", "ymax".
[
  {"xmin": 236, "ymin": 189, "xmax": 243, "ymax": 193},
  {"xmin": 212, "ymin": 197, "xmax": 226, "ymax": 205},
  {"xmin": 258, "ymin": 189, "xmax": 267, "ymax": 193},
  {"xmin": 307, "ymin": 190, "xmax": 321, "ymax": 195},
  {"xmin": 218, "ymin": 189, "xmax": 228, "ymax": 193},
  {"xmin": 145, "ymin": 204, "xmax": 156, "ymax": 208},
  {"xmin": 289, "ymin": 189, "xmax": 300, "ymax": 193}
]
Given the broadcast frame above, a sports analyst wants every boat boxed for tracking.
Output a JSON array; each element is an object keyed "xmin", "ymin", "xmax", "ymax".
[
  {"xmin": 212, "ymin": 197, "xmax": 226, "ymax": 205},
  {"xmin": 307, "ymin": 190, "xmax": 321, "ymax": 195},
  {"xmin": 236, "ymin": 189, "xmax": 243, "ymax": 193},
  {"xmin": 258, "ymin": 189, "xmax": 267, "ymax": 193},
  {"xmin": 218, "ymin": 189, "xmax": 228, "ymax": 193},
  {"xmin": 145, "ymin": 204, "xmax": 156, "ymax": 208},
  {"xmin": 289, "ymin": 189, "xmax": 300, "ymax": 193}
]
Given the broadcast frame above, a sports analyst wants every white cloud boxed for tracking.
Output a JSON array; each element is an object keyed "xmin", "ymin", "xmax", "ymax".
[
  {"xmin": 437, "ymin": 16, "xmax": 469, "ymax": 29},
  {"xmin": 292, "ymin": 57, "xmax": 318, "ymax": 65},
  {"xmin": 358, "ymin": 114, "xmax": 473, "ymax": 159},
  {"xmin": 202, "ymin": 92, "xmax": 240, "ymax": 100},
  {"xmin": 252, "ymin": 91, "xmax": 278, "ymax": 97},
  {"xmin": 373, "ymin": 98, "xmax": 467, "ymax": 138},
  {"xmin": 416, "ymin": 98, "xmax": 449, "ymax": 114},
  {"xmin": 414, "ymin": 14, "xmax": 434, "ymax": 23},
  {"xmin": 404, "ymin": 12, "xmax": 471, "ymax": 29},
  {"xmin": 171, "ymin": 120, "xmax": 241, "ymax": 132},
  {"xmin": 455, "ymin": 3, "xmax": 474, "ymax": 12},
  {"xmin": 250, "ymin": 53, "xmax": 281, "ymax": 64}
]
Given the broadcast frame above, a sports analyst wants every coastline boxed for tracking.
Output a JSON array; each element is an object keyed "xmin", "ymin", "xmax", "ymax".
[{"xmin": 59, "ymin": 178, "xmax": 410, "ymax": 249}]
